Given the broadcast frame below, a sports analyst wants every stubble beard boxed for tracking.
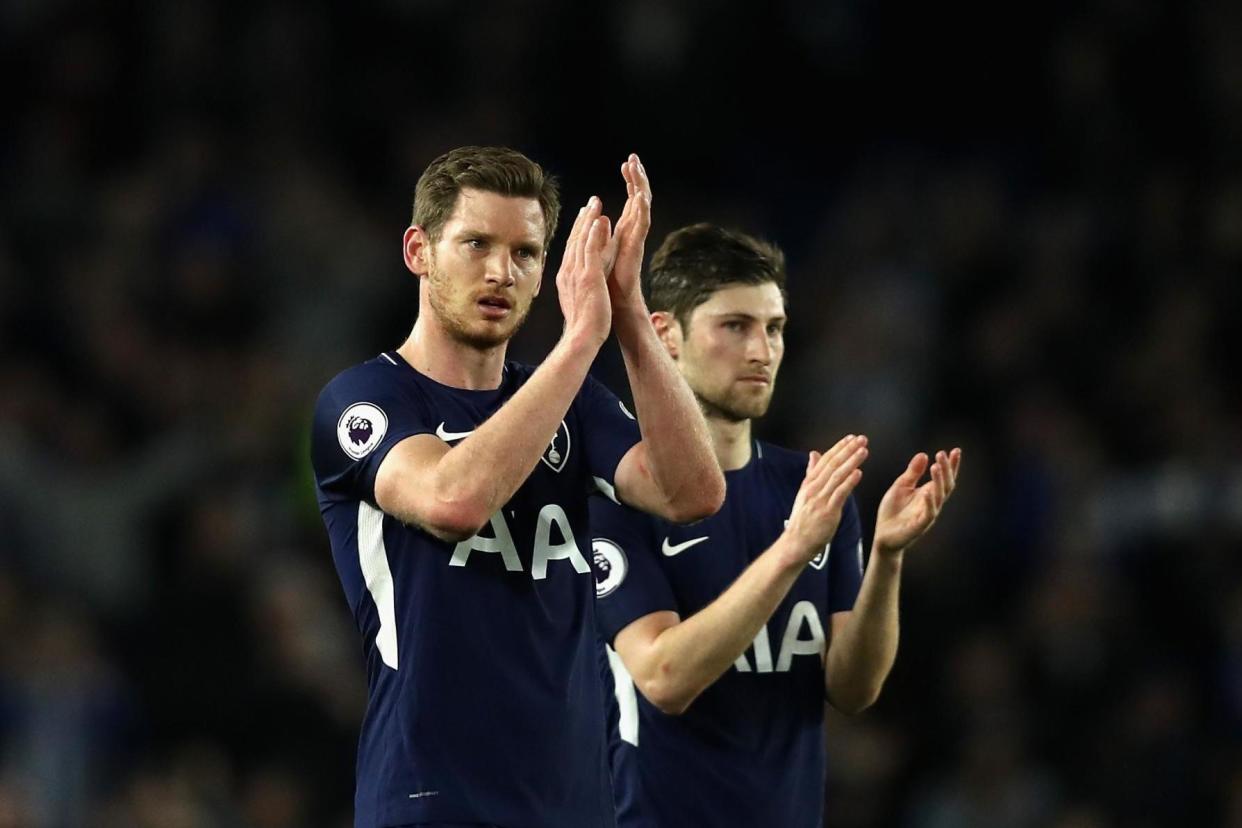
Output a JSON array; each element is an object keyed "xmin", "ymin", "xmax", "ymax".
[
  {"xmin": 426, "ymin": 261, "xmax": 533, "ymax": 350},
  {"xmin": 694, "ymin": 384, "xmax": 774, "ymax": 424}
]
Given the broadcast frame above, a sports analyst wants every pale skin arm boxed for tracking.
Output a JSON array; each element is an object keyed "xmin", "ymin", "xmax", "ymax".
[
  {"xmin": 824, "ymin": 448, "xmax": 961, "ymax": 714},
  {"xmin": 613, "ymin": 436, "xmax": 869, "ymax": 714},
  {"xmin": 374, "ymin": 200, "xmax": 616, "ymax": 542},
  {"xmin": 606, "ymin": 155, "xmax": 726, "ymax": 523}
]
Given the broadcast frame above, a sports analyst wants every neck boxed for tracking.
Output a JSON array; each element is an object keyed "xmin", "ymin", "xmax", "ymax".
[
  {"xmin": 706, "ymin": 414, "xmax": 753, "ymax": 471},
  {"xmin": 397, "ymin": 314, "xmax": 507, "ymax": 390}
]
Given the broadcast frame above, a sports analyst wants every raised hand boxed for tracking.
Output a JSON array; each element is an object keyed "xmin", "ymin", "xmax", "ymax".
[
  {"xmin": 556, "ymin": 196, "xmax": 614, "ymax": 347},
  {"xmin": 784, "ymin": 435, "xmax": 869, "ymax": 562},
  {"xmin": 872, "ymin": 448, "xmax": 961, "ymax": 556},
  {"xmin": 605, "ymin": 153, "xmax": 652, "ymax": 310}
]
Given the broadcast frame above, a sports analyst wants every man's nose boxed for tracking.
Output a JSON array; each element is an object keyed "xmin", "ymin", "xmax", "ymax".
[
  {"xmin": 747, "ymin": 331, "xmax": 772, "ymax": 364},
  {"xmin": 484, "ymin": 252, "xmax": 517, "ymax": 286}
]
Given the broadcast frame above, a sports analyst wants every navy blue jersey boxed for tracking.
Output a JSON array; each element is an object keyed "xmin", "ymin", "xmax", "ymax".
[
  {"xmin": 591, "ymin": 440, "xmax": 865, "ymax": 828},
  {"xmin": 311, "ymin": 351, "xmax": 640, "ymax": 828}
]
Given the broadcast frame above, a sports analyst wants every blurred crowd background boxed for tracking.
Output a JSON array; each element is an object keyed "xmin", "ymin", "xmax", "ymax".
[{"xmin": 2, "ymin": 0, "xmax": 1240, "ymax": 826}]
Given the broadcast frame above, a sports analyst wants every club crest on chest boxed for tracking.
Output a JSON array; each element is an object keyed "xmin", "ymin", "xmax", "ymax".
[
  {"xmin": 808, "ymin": 543, "xmax": 830, "ymax": 571},
  {"xmin": 541, "ymin": 420, "xmax": 571, "ymax": 473}
]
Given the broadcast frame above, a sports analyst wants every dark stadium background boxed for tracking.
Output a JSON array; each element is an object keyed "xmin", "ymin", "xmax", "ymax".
[{"xmin": 2, "ymin": 1, "xmax": 1240, "ymax": 826}]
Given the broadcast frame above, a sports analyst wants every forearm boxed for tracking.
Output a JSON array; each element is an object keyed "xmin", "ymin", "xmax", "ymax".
[
  {"xmin": 636, "ymin": 535, "xmax": 807, "ymax": 713},
  {"xmin": 825, "ymin": 549, "xmax": 903, "ymax": 714},
  {"xmin": 432, "ymin": 332, "xmax": 600, "ymax": 528},
  {"xmin": 613, "ymin": 303, "xmax": 723, "ymax": 518}
]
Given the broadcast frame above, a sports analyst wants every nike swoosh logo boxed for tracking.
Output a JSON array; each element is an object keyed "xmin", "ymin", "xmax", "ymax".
[
  {"xmin": 435, "ymin": 422, "xmax": 475, "ymax": 442},
  {"xmin": 661, "ymin": 536, "xmax": 709, "ymax": 557}
]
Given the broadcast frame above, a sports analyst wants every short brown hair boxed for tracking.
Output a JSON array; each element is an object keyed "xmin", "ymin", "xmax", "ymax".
[
  {"xmin": 646, "ymin": 223, "xmax": 788, "ymax": 329},
  {"xmin": 412, "ymin": 146, "xmax": 561, "ymax": 249}
]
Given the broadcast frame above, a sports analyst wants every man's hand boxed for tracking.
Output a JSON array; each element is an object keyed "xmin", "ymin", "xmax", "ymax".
[
  {"xmin": 782, "ymin": 435, "xmax": 869, "ymax": 563},
  {"xmin": 872, "ymin": 448, "xmax": 961, "ymax": 556},
  {"xmin": 605, "ymin": 154, "xmax": 652, "ymax": 311},
  {"xmin": 556, "ymin": 196, "xmax": 614, "ymax": 347}
]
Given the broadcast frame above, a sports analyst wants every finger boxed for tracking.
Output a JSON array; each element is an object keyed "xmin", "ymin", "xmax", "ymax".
[
  {"xmin": 817, "ymin": 435, "xmax": 867, "ymax": 479},
  {"xmin": 803, "ymin": 434, "xmax": 858, "ymax": 481},
  {"xmin": 949, "ymin": 447, "xmax": 962, "ymax": 483},
  {"xmin": 584, "ymin": 215, "xmax": 611, "ymax": 274},
  {"xmin": 616, "ymin": 174, "xmax": 638, "ymax": 234},
  {"xmin": 574, "ymin": 197, "xmax": 601, "ymax": 272},
  {"xmin": 924, "ymin": 485, "xmax": 939, "ymax": 519},
  {"xmin": 940, "ymin": 449, "xmax": 957, "ymax": 496},
  {"xmin": 563, "ymin": 205, "xmax": 588, "ymax": 267},
  {"xmin": 809, "ymin": 443, "xmax": 867, "ymax": 498},
  {"xmin": 805, "ymin": 437, "xmax": 862, "ymax": 492},
  {"xmin": 619, "ymin": 158, "xmax": 651, "ymax": 239},
  {"xmin": 568, "ymin": 202, "xmax": 595, "ymax": 273},
  {"xmin": 826, "ymin": 468, "xmax": 863, "ymax": 512},
  {"xmin": 827, "ymin": 446, "xmax": 868, "ymax": 491},
  {"xmin": 931, "ymin": 460, "xmax": 946, "ymax": 510},
  {"xmin": 936, "ymin": 449, "xmax": 955, "ymax": 492},
  {"xmin": 631, "ymin": 176, "xmax": 651, "ymax": 234},
  {"xmin": 900, "ymin": 452, "xmax": 930, "ymax": 486},
  {"xmin": 622, "ymin": 159, "xmax": 637, "ymax": 199},
  {"xmin": 820, "ymin": 434, "xmax": 860, "ymax": 467},
  {"xmin": 798, "ymin": 441, "xmax": 845, "ymax": 499},
  {"xmin": 632, "ymin": 153, "xmax": 652, "ymax": 202},
  {"xmin": 582, "ymin": 218, "xmax": 601, "ymax": 274}
]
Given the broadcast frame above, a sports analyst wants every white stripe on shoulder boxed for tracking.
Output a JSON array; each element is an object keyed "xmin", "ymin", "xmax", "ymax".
[
  {"xmin": 380, "ymin": 353, "xmax": 398, "ymax": 366},
  {"xmin": 756, "ymin": 441, "xmax": 764, "ymax": 460},
  {"xmin": 593, "ymin": 476, "xmax": 621, "ymax": 504}
]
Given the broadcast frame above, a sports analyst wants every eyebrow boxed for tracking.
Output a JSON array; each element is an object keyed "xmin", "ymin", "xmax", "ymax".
[{"xmin": 713, "ymin": 311, "xmax": 787, "ymax": 323}]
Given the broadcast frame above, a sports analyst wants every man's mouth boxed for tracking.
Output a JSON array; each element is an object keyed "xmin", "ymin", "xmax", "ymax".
[{"xmin": 477, "ymin": 295, "xmax": 513, "ymax": 319}]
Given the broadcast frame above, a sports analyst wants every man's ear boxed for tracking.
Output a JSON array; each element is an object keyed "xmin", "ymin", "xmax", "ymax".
[
  {"xmin": 650, "ymin": 311, "xmax": 682, "ymax": 360},
  {"xmin": 404, "ymin": 225, "xmax": 432, "ymax": 276}
]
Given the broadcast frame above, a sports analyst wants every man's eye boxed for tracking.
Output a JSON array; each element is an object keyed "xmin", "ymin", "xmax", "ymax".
[
  {"xmin": 516, "ymin": 248, "xmax": 535, "ymax": 260},
  {"xmin": 467, "ymin": 239, "xmax": 485, "ymax": 250},
  {"xmin": 724, "ymin": 320, "xmax": 745, "ymax": 331}
]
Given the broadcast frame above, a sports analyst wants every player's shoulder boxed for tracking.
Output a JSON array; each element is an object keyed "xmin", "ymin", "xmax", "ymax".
[
  {"xmin": 318, "ymin": 352, "xmax": 407, "ymax": 401},
  {"xmin": 502, "ymin": 359, "xmax": 537, "ymax": 383},
  {"xmin": 754, "ymin": 439, "xmax": 809, "ymax": 477}
]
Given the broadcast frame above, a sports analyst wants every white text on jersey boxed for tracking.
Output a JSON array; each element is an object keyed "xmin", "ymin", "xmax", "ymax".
[
  {"xmin": 448, "ymin": 504, "xmax": 590, "ymax": 579},
  {"xmin": 733, "ymin": 601, "xmax": 826, "ymax": 673}
]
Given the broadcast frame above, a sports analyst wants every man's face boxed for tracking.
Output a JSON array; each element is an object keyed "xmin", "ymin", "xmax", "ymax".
[
  {"xmin": 675, "ymin": 282, "xmax": 787, "ymax": 422},
  {"xmin": 421, "ymin": 188, "xmax": 546, "ymax": 349}
]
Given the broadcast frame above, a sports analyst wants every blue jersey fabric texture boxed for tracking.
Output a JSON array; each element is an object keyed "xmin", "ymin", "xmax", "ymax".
[
  {"xmin": 311, "ymin": 351, "xmax": 640, "ymax": 828},
  {"xmin": 592, "ymin": 440, "xmax": 865, "ymax": 828}
]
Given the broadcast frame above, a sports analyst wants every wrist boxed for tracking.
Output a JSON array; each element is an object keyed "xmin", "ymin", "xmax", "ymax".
[
  {"xmin": 610, "ymin": 296, "xmax": 651, "ymax": 334},
  {"xmin": 772, "ymin": 532, "xmax": 817, "ymax": 572},
  {"xmin": 552, "ymin": 329, "xmax": 604, "ymax": 366},
  {"xmin": 559, "ymin": 321, "xmax": 608, "ymax": 353},
  {"xmin": 870, "ymin": 543, "xmax": 906, "ymax": 568}
]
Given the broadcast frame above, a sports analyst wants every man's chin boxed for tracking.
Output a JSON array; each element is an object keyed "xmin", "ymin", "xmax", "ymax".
[
  {"xmin": 452, "ymin": 326, "xmax": 512, "ymax": 350},
  {"xmin": 449, "ymin": 314, "xmax": 530, "ymax": 350},
  {"xmin": 697, "ymin": 392, "xmax": 772, "ymax": 423}
]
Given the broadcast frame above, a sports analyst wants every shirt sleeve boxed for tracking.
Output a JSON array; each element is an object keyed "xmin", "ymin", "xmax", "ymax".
[
  {"xmin": 591, "ymin": 493, "xmax": 679, "ymax": 646},
  {"xmin": 575, "ymin": 373, "xmax": 642, "ymax": 499},
  {"xmin": 827, "ymin": 494, "xmax": 865, "ymax": 613},
  {"xmin": 310, "ymin": 366, "xmax": 436, "ymax": 506}
]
